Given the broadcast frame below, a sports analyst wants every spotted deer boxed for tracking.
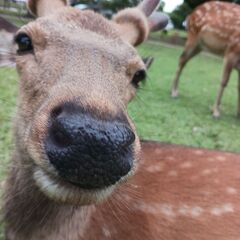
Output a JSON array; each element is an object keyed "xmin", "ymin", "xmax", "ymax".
[
  {"xmin": 172, "ymin": 1, "xmax": 240, "ymax": 118},
  {"xmin": 3, "ymin": 0, "xmax": 169, "ymax": 239}
]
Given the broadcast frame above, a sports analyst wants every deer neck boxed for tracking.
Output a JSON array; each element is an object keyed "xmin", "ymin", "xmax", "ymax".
[{"xmin": 4, "ymin": 150, "xmax": 94, "ymax": 240}]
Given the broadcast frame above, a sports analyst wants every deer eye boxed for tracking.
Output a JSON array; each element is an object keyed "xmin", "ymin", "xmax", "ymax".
[
  {"xmin": 15, "ymin": 33, "xmax": 33, "ymax": 54},
  {"xmin": 132, "ymin": 69, "xmax": 146, "ymax": 88}
]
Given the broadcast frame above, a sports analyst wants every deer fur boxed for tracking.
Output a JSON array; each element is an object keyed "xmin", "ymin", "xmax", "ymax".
[
  {"xmin": 171, "ymin": 1, "xmax": 240, "ymax": 118},
  {"xmin": 3, "ymin": 0, "xmax": 169, "ymax": 239},
  {"xmin": 5, "ymin": 141, "xmax": 240, "ymax": 240}
]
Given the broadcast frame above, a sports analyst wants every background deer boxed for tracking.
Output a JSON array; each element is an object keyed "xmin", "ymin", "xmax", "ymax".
[
  {"xmin": 171, "ymin": 1, "xmax": 240, "ymax": 118},
  {"xmin": 3, "ymin": 0, "xmax": 168, "ymax": 239}
]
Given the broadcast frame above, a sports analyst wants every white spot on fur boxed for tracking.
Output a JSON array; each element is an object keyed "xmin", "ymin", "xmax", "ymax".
[
  {"xmin": 134, "ymin": 203, "xmax": 175, "ymax": 219},
  {"xmin": 168, "ymin": 170, "xmax": 178, "ymax": 177},
  {"xmin": 226, "ymin": 187, "xmax": 237, "ymax": 195},
  {"xmin": 216, "ymin": 156, "xmax": 226, "ymax": 162},
  {"xmin": 178, "ymin": 205, "xmax": 203, "ymax": 217},
  {"xmin": 201, "ymin": 168, "xmax": 218, "ymax": 176},
  {"xmin": 160, "ymin": 204, "xmax": 175, "ymax": 218},
  {"xmin": 166, "ymin": 156, "xmax": 176, "ymax": 161},
  {"xmin": 180, "ymin": 162, "xmax": 192, "ymax": 169},
  {"xmin": 204, "ymin": 3, "xmax": 211, "ymax": 11},
  {"xmin": 178, "ymin": 205, "xmax": 189, "ymax": 216},
  {"xmin": 102, "ymin": 226, "xmax": 111, "ymax": 238},
  {"xmin": 191, "ymin": 207, "xmax": 204, "ymax": 217},
  {"xmin": 201, "ymin": 169, "xmax": 212, "ymax": 176},
  {"xmin": 211, "ymin": 203, "xmax": 234, "ymax": 216},
  {"xmin": 194, "ymin": 150, "xmax": 204, "ymax": 155},
  {"xmin": 146, "ymin": 162, "xmax": 164, "ymax": 173},
  {"xmin": 196, "ymin": 10, "xmax": 203, "ymax": 17}
]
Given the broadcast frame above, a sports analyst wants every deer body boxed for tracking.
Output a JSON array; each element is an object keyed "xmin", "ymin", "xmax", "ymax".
[
  {"xmin": 172, "ymin": 1, "xmax": 240, "ymax": 117},
  {"xmin": 5, "ymin": 141, "xmax": 240, "ymax": 240}
]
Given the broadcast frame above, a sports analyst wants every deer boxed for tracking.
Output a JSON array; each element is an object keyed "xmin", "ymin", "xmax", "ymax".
[
  {"xmin": 3, "ymin": 0, "xmax": 169, "ymax": 239},
  {"xmin": 171, "ymin": 1, "xmax": 240, "ymax": 118}
]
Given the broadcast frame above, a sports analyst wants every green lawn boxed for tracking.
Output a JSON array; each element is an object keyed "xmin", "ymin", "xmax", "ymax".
[{"xmin": 0, "ymin": 67, "xmax": 17, "ymax": 179}]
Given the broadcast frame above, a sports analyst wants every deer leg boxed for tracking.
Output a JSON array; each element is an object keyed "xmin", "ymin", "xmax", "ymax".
[
  {"xmin": 212, "ymin": 59, "xmax": 232, "ymax": 118},
  {"xmin": 171, "ymin": 39, "xmax": 201, "ymax": 98},
  {"xmin": 237, "ymin": 70, "xmax": 240, "ymax": 118}
]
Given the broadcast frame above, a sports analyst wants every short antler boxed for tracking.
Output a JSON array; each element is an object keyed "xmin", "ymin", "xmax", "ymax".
[
  {"xmin": 28, "ymin": 0, "xmax": 68, "ymax": 17},
  {"xmin": 113, "ymin": 0, "xmax": 168, "ymax": 46}
]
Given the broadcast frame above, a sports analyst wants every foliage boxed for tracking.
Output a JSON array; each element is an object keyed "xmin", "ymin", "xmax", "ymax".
[
  {"xmin": 71, "ymin": 0, "xmax": 165, "ymax": 12},
  {"xmin": 71, "ymin": 0, "xmax": 140, "ymax": 11},
  {"xmin": 169, "ymin": 2, "xmax": 191, "ymax": 29}
]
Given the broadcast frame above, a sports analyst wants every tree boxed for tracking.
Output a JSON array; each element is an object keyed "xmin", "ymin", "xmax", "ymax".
[{"xmin": 170, "ymin": 2, "xmax": 192, "ymax": 29}]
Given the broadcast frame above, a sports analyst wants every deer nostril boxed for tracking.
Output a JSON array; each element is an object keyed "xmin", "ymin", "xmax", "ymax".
[
  {"xmin": 113, "ymin": 124, "xmax": 135, "ymax": 149},
  {"xmin": 51, "ymin": 105, "xmax": 63, "ymax": 119},
  {"xmin": 49, "ymin": 122, "xmax": 73, "ymax": 148}
]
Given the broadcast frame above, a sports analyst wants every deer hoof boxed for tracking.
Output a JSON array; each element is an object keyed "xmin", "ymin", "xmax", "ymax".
[
  {"xmin": 171, "ymin": 90, "xmax": 179, "ymax": 98},
  {"xmin": 212, "ymin": 109, "xmax": 221, "ymax": 118}
]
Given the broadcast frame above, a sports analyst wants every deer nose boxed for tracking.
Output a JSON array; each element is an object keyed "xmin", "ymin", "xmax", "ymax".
[{"xmin": 44, "ymin": 103, "xmax": 135, "ymax": 189}]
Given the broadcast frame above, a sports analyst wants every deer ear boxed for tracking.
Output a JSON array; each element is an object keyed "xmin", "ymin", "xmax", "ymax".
[
  {"xmin": 27, "ymin": 0, "xmax": 68, "ymax": 17},
  {"xmin": 113, "ymin": 0, "xmax": 168, "ymax": 46}
]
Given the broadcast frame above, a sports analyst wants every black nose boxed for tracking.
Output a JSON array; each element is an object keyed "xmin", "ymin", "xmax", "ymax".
[{"xmin": 44, "ymin": 103, "xmax": 135, "ymax": 189}]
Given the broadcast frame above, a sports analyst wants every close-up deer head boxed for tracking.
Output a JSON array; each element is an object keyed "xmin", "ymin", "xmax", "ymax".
[{"xmin": 5, "ymin": 0, "xmax": 168, "ymax": 233}]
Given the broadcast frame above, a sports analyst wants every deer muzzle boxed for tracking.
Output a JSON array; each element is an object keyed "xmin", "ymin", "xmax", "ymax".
[{"xmin": 44, "ymin": 102, "xmax": 135, "ymax": 189}]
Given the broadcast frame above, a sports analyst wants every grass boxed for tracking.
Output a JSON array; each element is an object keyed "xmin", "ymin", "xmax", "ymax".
[
  {"xmin": 0, "ymin": 68, "xmax": 17, "ymax": 178},
  {"xmin": 0, "ymin": 39, "xmax": 240, "ymax": 239},
  {"xmin": 0, "ymin": 12, "xmax": 31, "ymax": 27},
  {"xmin": 130, "ymin": 42, "xmax": 240, "ymax": 152}
]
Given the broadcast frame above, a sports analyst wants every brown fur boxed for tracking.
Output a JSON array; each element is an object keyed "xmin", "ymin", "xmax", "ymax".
[
  {"xmin": 28, "ymin": 0, "xmax": 69, "ymax": 16},
  {"xmin": 5, "ymin": 142, "xmax": 240, "ymax": 239},
  {"xmin": 172, "ymin": 1, "xmax": 240, "ymax": 117},
  {"xmin": 113, "ymin": 8, "xmax": 149, "ymax": 46}
]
